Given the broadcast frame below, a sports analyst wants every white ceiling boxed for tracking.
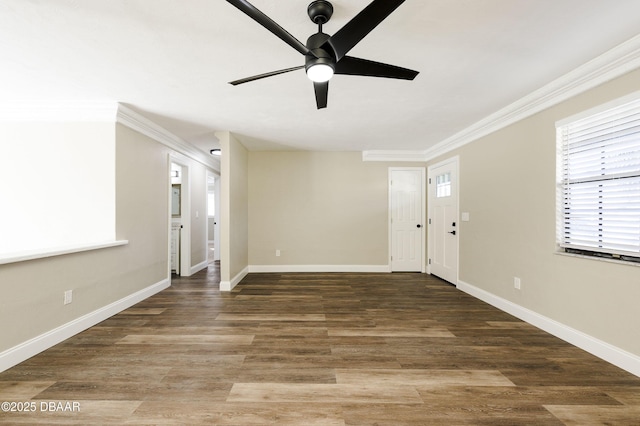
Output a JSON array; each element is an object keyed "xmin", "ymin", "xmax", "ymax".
[{"xmin": 2, "ymin": 0, "xmax": 640, "ymax": 155}]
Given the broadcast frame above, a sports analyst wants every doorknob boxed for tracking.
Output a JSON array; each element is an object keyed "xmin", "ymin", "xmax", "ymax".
[
  {"xmin": 448, "ymin": 230, "xmax": 456, "ymax": 235},
  {"xmin": 417, "ymin": 224, "xmax": 422, "ymax": 228}
]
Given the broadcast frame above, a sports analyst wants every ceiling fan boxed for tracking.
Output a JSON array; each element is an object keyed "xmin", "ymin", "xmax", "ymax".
[{"xmin": 227, "ymin": 0, "xmax": 419, "ymax": 109}]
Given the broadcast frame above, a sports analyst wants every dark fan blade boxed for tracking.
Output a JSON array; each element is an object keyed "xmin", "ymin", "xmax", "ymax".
[
  {"xmin": 227, "ymin": 0, "xmax": 314, "ymax": 57},
  {"xmin": 322, "ymin": 0, "xmax": 406, "ymax": 61},
  {"xmin": 314, "ymin": 81, "xmax": 328, "ymax": 109},
  {"xmin": 335, "ymin": 56, "xmax": 418, "ymax": 80},
  {"xmin": 229, "ymin": 66, "xmax": 304, "ymax": 85}
]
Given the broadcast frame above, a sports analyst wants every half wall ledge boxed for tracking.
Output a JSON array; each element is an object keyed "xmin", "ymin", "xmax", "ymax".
[{"xmin": 0, "ymin": 240, "xmax": 129, "ymax": 265}]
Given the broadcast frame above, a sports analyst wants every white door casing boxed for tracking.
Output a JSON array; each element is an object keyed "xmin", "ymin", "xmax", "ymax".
[
  {"xmin": 389, "ymin": 168, "xmax": 425, "ymax": 272},
  {"xmin": 169, "ymin": 157, "xmax": 191, "ymax": 277},
  {"xmin": 213, "ymin": 174, "xmax": 221, "ymax": 262},
  {"xmin": 428, "ymin": 157, "xmax": 459, "ymax": 285}
]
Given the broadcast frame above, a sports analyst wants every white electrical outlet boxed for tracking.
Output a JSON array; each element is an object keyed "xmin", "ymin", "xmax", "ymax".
[
  {"xmin": 64, "ymin": 290, "xmax": 73, "ymax": 305},
  {"xmin": 275, "ymin": 249, "xmax": 281, "ymax": 257},
  {"xmin": 514, "ymin": 277, "xmax": 521, "ymax": 290}
]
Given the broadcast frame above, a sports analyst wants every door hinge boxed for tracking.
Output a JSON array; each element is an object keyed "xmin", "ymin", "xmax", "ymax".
[
  {"xmin": 428, "ymin": 258, "xmax": 431, "ymax": 265},
  {"xmin": 428, "ymin": 178, "xmax": 431, "ymax": 184},
  {"xmin": 391, "ymin": 256, "xmax": 393, "ymax": 261},
  {"xmin": 428, "ymin": 218, "xmax": 431, "ymax": 225}
]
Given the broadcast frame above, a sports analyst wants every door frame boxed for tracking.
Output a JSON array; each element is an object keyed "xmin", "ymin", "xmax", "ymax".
[
  {"xmin": 388, "ymin": 166, "xmax": 426, "ymax": 273},
  {"xmin": 427, "ymin": 156, "xmax": 460, "ymax": 284},
  {"xmin": 169, "ymin": 155, "xmax": 191, "ymax": 277},
  {"xmin": 206, "ymin": 170, "xmax": 221, "ymax": 262}
]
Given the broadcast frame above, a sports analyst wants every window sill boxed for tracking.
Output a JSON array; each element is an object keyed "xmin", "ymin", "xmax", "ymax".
[
  {"xmin": 555, "ymin": 251, "xmax": 640, "ymax": 267},
  {"xmin": 0, "ymin": 240, "xmax": 129, "ymax": 265}
]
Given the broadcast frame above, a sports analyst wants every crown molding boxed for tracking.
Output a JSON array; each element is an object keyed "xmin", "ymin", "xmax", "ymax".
[
  {"xmin": 116, "ymin": 104, "xmax": 220, "ymax": 171},
  {"xmin": 363, "ymin": 33, "xmax": 640, "ymax": 163},
  {"xmin": 423, "ymin": 33, "xmax": 640, "ymax": 161},
  {"xmin": 0, "ymin": 100, "xmax": 119, "ymax": 122}
]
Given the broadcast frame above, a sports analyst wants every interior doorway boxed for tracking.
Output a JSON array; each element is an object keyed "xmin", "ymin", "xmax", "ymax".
[
  {"xmin": 169, "ymin": 159, "xmax": 190, "ymax": 277},
  {"xmin": 206, "ymin": 171, "xmax": 220, "ymax": 264}
]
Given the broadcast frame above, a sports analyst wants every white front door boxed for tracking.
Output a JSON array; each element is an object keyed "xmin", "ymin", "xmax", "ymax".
[
  {"xmin": 428, "ymin": 157, "xmax": 459, "ymax": 284},
  {"xmin": 390, "ymin": 168, "xmax": 425, "ymax": 272}
]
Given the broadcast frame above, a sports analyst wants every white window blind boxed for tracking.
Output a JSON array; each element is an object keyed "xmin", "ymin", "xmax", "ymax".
[{"xmin": 557, "ymin": 97, "xmax": 640, "ymax": 260}]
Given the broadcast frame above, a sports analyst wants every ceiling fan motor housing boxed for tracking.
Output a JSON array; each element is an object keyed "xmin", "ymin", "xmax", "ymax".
[
  {"xmin": 307, "ymin": 0, "xmax": 333, "ymax": 24},
  {"xmin": 305, "ymin": 32, "xmax": 335, "ymax": 73}
]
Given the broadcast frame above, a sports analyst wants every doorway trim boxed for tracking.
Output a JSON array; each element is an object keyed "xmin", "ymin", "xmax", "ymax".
[
  {"xmin": 427, "ymin": 155, "xmax": 460, "ymax": 285},
  {"xmin": 206, "ymin": 170, "xmax": 221, "ymax": 263},
  {"xmin": 388, "ymin": 166, "xmax": 426, "ymax": 273},
  {"xmin": 169, "ymin": 155, "xmax": 191, "ymax": 277}
]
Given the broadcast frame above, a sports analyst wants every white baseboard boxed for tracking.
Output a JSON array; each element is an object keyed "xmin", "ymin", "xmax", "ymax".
[
  {"xmin": 0, "ymin": 278, "xmax": 170, "ymax": 373},
  {"xmin": 220, "ymin": 266, "xmax": 248, "ymax": 292},
  {"xmin": 248, "ymin": 264, "xmax": 391, "ymax": 273},
  {"xmin": 457, "ymin": 279, "xmax": 640, "ymax": 378},
  {"xmin": 189, "ymin": 260, "xmax": 209, "ymax": 276},
  {"xmin": 219, "ymin": 264, "xmax": 390, "ymax": 292}
]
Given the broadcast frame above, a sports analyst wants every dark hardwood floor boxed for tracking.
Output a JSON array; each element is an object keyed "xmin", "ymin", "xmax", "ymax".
[{"xmin": 1, "ymin": 265, "xmax": 639, "ymax": 425}]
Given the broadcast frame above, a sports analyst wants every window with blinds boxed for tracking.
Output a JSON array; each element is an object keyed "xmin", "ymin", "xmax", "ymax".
[{"xmin": 556, "ymin": 95, "xmax": 640, "ymax": 262}]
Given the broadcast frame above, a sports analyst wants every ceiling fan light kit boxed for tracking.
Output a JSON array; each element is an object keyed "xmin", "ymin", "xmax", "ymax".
[
  {"xmin": 227, "ymin": 0, "xmax": 419, "ymax": 109},
  {"xmin": 306, "ymin": 63, "xmax": 334, "ymax": 83}
]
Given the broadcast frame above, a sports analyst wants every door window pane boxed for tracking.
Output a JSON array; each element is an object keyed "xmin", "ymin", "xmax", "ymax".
[{"xmin": 436, "ymin": 173, "xmax": 451, "ymax": 198}]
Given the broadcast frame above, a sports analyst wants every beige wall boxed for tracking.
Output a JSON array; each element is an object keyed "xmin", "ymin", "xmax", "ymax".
[
  {"xmin": 220, "ymin": 132, "xmax": 249, "ymax": 284},
  {"xmin": 0, "ymin": 123, "xmax": 213, "ymax": 366},
  {"xmin": 0, "ymin": 124, "xmax": 167, "ymax": 354},
  {"xmin": 428, "ymin": 68, "xmax": 640, "ymax": 356},
  {"xmin": 118, "ymin": 124, "xmax": 213, "ymax": 278},
  {"xmin": 116, "ymin": 125, "xmax": 171, "ymax": 284},
  {"xmin": 248, "ymin": 151, "xmax": 424, "ymax": 268}
]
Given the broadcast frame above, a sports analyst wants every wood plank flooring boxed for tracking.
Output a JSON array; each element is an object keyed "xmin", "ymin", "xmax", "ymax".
[{"xmin": 1, "ymin": 266, "xmax": 639, "ymax": 425}]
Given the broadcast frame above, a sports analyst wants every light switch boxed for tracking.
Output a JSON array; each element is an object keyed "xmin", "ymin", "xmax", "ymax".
[{"xmin": 461, "ymin": 212, "xmax": 470, "ymax": 222}]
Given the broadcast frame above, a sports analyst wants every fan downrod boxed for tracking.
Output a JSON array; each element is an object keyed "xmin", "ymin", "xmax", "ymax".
[{"xmin": 307, "ymin": 0, "xmax": 333, "ymax": 25}]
